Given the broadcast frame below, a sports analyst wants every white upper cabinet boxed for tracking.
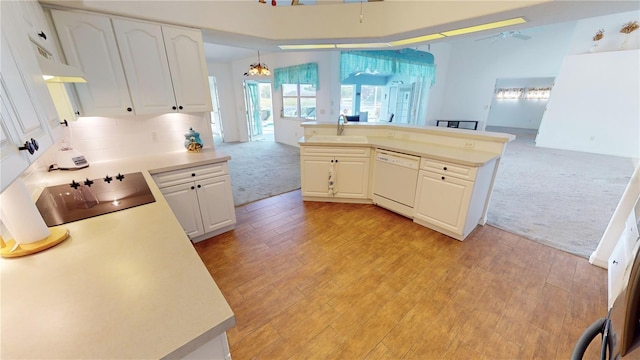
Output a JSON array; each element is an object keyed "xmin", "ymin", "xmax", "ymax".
[
  {"xmin": 162, "ymin": 26, "xmax": 212, "ymax": 113},
  {"xmin": 16, "ymin": 0, "xmax": 57, "ymax": 55},
  {"xmin": 51, "ymin": 10, "xmax": 212, "ymax": 117},
  {"xmin": 112, "ymin": 19, "xmax": 177, "ymax": 115},
  {"xmin": 51, "ymin": 10, "xmax": 134, "ymax": 117}
]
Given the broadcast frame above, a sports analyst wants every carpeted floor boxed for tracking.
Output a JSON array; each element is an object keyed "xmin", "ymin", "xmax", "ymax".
[
  {"xmin": 486, "ymin": 126, "xmax": 636, "ymax": 258},
  {"xmin": 214, "ymin": 138, "xmax": 301, "ymax": 206},
  {"xmin": 215, "ymin": 129, "xmax": 636, "ymax": 258}
]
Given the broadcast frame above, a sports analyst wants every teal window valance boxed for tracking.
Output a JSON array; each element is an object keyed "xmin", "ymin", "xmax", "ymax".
[
  {"xmin": 340, "ymin": 49, "xmax": 436, "ymax": 85},
  {"xmin": 274, "ymin": 62, "xmax": 319, "ymax": 90}
]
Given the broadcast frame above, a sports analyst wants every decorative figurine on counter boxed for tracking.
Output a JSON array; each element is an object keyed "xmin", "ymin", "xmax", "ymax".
[{"xmin": 184, "ymin": 127, "xmax": 203, "ymax": 152}]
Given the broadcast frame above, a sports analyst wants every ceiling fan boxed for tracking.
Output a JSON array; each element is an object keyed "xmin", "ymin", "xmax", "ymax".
[{"xmin": 475, "ymin": 30, "xmax": 531, "ymax": 43}]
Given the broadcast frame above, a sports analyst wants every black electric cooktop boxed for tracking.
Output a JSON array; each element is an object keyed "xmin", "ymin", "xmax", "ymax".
[{"xmin": 35, "ymin": 172, "xmax": 156, "ymax": 227}]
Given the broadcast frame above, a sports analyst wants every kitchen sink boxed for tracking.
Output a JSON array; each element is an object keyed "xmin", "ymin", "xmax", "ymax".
[{"xmin": 306, "ymin": 135, "xmax": 368, "ymax": 143}]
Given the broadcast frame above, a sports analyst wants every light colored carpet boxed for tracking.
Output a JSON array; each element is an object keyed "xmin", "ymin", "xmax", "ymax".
[
  {"xmin": 213, "ymin": 139, "xmax": 301, "ymax": 206},
  {"xmin": 486, "ymin": 126, "xmax": 636, "ymax": 258}
]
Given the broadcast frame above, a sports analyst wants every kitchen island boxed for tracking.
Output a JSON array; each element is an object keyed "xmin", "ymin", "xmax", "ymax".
[
  {"xmin": 298, "ymin": 122, "xmax": 515, "ymax": 241},
  {"xmin": 1, "ymin": 149, "xmax": 235, "ymax": 359}
]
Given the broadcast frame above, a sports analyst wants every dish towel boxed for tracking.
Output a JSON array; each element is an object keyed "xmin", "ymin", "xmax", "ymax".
[{"xmin": 328, "ymin": 161, "xmax": 336, "ymax": 195}]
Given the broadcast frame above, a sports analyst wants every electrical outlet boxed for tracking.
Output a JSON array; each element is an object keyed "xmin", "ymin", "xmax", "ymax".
[{"xmin": 464, "ymin": 141, "xmax": 475, "ymax": 149}]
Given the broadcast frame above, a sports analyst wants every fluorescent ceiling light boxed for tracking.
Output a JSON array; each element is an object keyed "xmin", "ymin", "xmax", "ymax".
[
  {"xmin": 441, "ymin": 17, "xmax": 526, "ymax": 37},
  {"xmin": 335, "ymin": 43, "xmax": 390, "ymax": 49},
  {"xmin": 278, "ymin": 44, "xmax": 336, "ymax": 50},
  {"xmin": 388, "ymin": 33, "xmax": 445, "ymax": 47}
]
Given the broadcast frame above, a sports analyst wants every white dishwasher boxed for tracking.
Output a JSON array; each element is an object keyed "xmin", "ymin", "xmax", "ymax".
[{"xmin": 372, "ymin": 149, "xmax": 420, "ymax": 218}]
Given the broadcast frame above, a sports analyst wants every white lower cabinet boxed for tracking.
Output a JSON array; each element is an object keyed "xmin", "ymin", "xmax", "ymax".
[
  {"xmin": 413, "ymin": 157, "xmax": 495, "ymax": 240},
  {"xmin": 300, "ymin": 146, "xmax": 370, "ymax": 199},
  {"xmin": 153, "ymin": 162, "xmax": 236, "ymax": 242},
  {"xmin": 414, "ymin": 170, "xmax": 473, "ymax": 236}
]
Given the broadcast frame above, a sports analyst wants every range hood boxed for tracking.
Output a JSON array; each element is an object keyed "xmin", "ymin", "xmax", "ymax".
[{"xmin": 34, "ymin": 44, "xmax": 86, "ymax": 83}]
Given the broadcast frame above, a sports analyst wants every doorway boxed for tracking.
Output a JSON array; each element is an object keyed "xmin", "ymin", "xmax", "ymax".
[
  {"xmin": 208, "ymin": 76, "xmax": 224, "ymax": 142},
  {"xmin": 243, "ymin": 80, "xmax": 274, "ymax": 141},
  {"xmin": 486, "ymin": 77, "xmax": 554, "ymax": 137}
]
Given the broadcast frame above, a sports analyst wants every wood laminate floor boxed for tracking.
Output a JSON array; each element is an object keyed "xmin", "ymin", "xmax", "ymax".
[{"xmin": 194, "ymin": 190, "xmax": 607, "ymax": 359}]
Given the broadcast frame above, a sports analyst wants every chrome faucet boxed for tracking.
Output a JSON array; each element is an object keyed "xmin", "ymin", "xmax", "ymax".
[{"xmin": 337, "ymin": 114, "xmax": 346, "ymax": 135}]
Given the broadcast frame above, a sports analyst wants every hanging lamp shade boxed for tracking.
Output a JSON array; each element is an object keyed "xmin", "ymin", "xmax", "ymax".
[{"xmin": 244, "ymin": 51, "xmax": 271, "ymax": 76}]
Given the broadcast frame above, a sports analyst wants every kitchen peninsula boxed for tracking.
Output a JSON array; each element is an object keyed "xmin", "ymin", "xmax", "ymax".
[
  {"xmin": 299, "ymin": 122, "xmax": 515, "ymax": 240},
  {"xmin": 1, "ymin": 149, "xmax": 235, "ymax": 359}
]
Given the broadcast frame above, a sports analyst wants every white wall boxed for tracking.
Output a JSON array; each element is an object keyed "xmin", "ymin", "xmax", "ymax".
[
  {"xmin": 536, "ymin": 11, "xmax": 640, "ymax": 158},
  {"xmin": 485, "ymin": 77, "xmax": 554, "ymax": 129},
  {"xmin": 424, "ymin": 42, "xmax": 452, "ymax": 125},
  {"xmin": 429, "ymin": 21, "xmax": 575, "ymax": 130},
  {"xmin": 54, "ymin": 113, "xmax": 212, "ymax": 163},
  {"xmin": 206, "ymin": 62, "xmax": 241, "ymax": 142}
]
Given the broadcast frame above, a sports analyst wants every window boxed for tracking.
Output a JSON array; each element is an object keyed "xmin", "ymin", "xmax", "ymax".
[
  {"xmin": 282, "ymin": 83, "xmax": 316, "ymax": 119},
  {"xmin": 340, "ymin": 85, "xmax": 354, "ymax": 115},
  {"xmin": 359, "ymin": 85, "xmax": 383, "ymax": 122}
]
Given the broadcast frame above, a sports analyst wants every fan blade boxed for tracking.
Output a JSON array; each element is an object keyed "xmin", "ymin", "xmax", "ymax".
[
  {"xmin": 475, "ymin": 34, "xmax": 499, "ymax": 41},
  {"xmin": 512, "ymin": 34, "xmax": 531, "ymax": 40}
]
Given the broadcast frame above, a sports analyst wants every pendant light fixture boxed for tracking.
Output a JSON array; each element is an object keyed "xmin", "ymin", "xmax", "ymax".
[{"xmin": 244, "ymin": 51, "xmax": 271, "ymax": 76}]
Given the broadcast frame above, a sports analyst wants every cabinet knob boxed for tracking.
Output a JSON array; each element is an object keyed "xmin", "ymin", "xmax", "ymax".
[
  {"xmin": 75, "ymin": 111, "xmax": 80, "ymax": 116},
  {"xmin": 191, "ymin": 186, "xmax": 195, "ymax": 190},
  {"xmin": 197, "ymin": 184, "xmax": 201, "ymax": 188},
  {"xmin": 441, "ymin": 176, "xmax": 445, "ymax": 180},
  {"xmin": 18, "ymin": 141, "xmax": 35, "ymax": 155},
  {"xmin": 330, "ymin": 160, "xmax": 334, "ymax": 163},
  {"xmin": 178, "ymin": 105, "xmax": 183, "ymax": 110},
  {"xmin": 191, "ymin": 173, "xmax": 196, "ymax": 177},
  {"xmin": 443, "ymin": 166, "xmax": 447, "ymax": 171},
  {"xmin": 126, "ymin": 107, "xmax": 133, "ymax": 112},
  {"xmin": 37, "ymin": 31, "xmax": 47, "ymax": 40},
  {"xmin": 613, "ymin": 260, "xmax": 618, "ymax": 265},
  {"xmin": 172, "ymin": 106, "xmax": 177, "ymax": 110},
  {"xmin": 335, "ymin": 159, "xmax": 339, "ymax": 163}
]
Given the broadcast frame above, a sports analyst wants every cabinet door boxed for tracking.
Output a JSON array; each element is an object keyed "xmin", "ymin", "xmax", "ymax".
[
  {"xmin": 162, "ymin": 26, "xmax": 212, "ymax": 113},
  {"xmin": 16, "ymin": 0, "xmax": 57, "ymax": 55},
  {"xmin": 335, "ymin": 157, "xmax": 370, "ymax": 199},
  {"xmin": 0, "ymin": 87, "xmax": 30, "ymax": 192},
  {"xmin": 414, "ymin": 170, "xmax": 473, "ymax": 235},
  {"xmin": 0, "ymin": 31, "xmax": 54, "ymax": 165},
  {"xmin": 51, "ymin": 10, "xmax": 133, "ymax": 117},
  {"xmin": 300, "ymin": 156, "xmax": 332, "ymax": 197},
  {"xmin": 112, "ymin": 18, "xmax": 177, "ymax": 115},
  {"xmin": 196, "ymin": 175, "xmax": 236, "ymax": 233},
  {"xmin": 160, "ymin": 182, "xmax": 205, "ymax": 239}
]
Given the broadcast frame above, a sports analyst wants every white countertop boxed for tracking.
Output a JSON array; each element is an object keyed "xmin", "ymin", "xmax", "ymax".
[
  {"xmin": 1, "ymin": 148, "xmax": 235, "ymax": 359},
  {"xmin": 299, "ymin": 136, "xmax": 500, "ymax": 166}
]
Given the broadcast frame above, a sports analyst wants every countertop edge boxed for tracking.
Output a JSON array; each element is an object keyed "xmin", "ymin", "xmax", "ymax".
[{"xmin": 298, "ymin": 137, "xmax": 499, "ymax": 167}]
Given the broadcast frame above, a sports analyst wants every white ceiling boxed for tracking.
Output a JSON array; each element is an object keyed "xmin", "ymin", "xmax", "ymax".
[{"xmin": 40, "ymin": 0, "xmax": 640, "ymax": 63}]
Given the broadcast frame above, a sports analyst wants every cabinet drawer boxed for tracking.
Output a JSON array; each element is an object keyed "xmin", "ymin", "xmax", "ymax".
[
  {"xmin": 301, "ymin": 146, "xmax": 370, "ymax": 158},
  {"xmin": 420, "ymin": 158, "xmax": 477, "ymax": 181},
  {"xmin": 152, "ymin": 162, "xmax": 228, "ymax": 188}
]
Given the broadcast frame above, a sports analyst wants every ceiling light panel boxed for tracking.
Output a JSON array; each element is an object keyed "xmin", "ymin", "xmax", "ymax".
[
  {"xmin": 441, "ymin": 17, "xmax": 527, "ymax": 37},
  {"xmin": 388, "ymin": 33, "xmax": 445, "ymax": 47},
  {"xmin": 278, "ymin": 44, "xmax": 336, "ymax": 50},
  {"xmin": 335, "ymin": 43, "xmax": 391, "ymax": 49}
]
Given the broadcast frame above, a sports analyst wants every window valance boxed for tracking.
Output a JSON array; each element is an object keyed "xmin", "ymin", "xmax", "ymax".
[
  {"xmin": 340, "ymin": 49, "xmax": 436, "ymax": 85},
  {"xmin": 274, "ymin": 62, "xmax": 319, "ymax": 90}
]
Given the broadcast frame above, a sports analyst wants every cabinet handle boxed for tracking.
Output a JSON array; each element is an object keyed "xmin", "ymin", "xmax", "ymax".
[
  {"xmin": 60, "ymin": 119, "xmax": 69, "ymax": 127},
  {"xmin": 178, "ymin": 105, "xmax": 183, "ymax": 110},
  {"xmin": 18, "ymin": 141, "xmax": 35, "ymax": 155},
  {"xmin": 75, "ymin": 111, "xmax": 80, "ymax": 116},
  {"xmin": 31, "ymin": 138, "xmax": 39, "ymax": 151},
  {"xmin": 191, "ymin": 186, "xmax": 195, "ymax": 190},
  {"xmin": 172, "ymin": 106, "xmax": 177, "ymax": 110},
  {"xmin": 197, "ymin": 184, "xmax": 201, "ymax": 188},
  {"xmin": 37, "ymin": 31, "xmax": 47, "ymax": 40},
  {"xmin": 441, "ymin": 176, "xmax": 445, "ymax": 180},
  {"xmin": 613, "ymin": 260, "xmax": 618, "ymax": 264},
  {"xmin": 126, "ymin": 107, "xmax": 133, "ymax": 112},
  {"xmin": 191, "ymin": 173, "xmax": 196, "ymax": 177},
  {"xmin": 443, "ymin": 166, "xmax": 447, "ymax": 171}
]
